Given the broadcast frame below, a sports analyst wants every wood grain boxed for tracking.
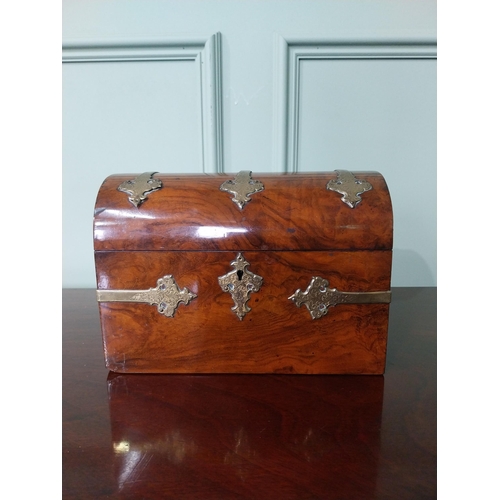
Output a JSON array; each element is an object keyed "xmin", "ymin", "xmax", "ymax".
[
  {"xmin": 95, "ymin": 250, "xmax": 392, "ymax": 374},
  {"xmin": 94, "ymin": 172, "xmax": 393, "ymax": 252},
  {"xmin": 94, "ymin": 171, "xmax": 393, "ymax": 374},
  {"xmin": 62, "ymin": 288, "xmax": 437, "ymax": 500},
  {"xmin": 107, "ymin": 373, "xmax": 384, "ymax": 499}
]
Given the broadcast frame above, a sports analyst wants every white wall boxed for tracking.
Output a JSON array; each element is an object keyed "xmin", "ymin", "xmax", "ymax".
[{"xmin": 63, "ymin": 0, "xmax": 437, "ymax": 287}]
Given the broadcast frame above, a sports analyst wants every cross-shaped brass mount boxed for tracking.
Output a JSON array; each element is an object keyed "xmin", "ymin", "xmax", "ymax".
[
  {"xmin": 118, "ymin": 172, "xmax": 162, "ymax": 207},
  {"xmin": 220, "ymin": 171, "xmax": 264, "ymax": 210},
  {"xmin": 326, "ymin": 170, "xmax": 372, "ymax": 208},
  {"xmin": 289, "ymin": 276, "xmax": 391, "ymax": 320},
  {"xmin": 97, "ymin": 275, "xmax": 197, "ymax": 318},
  {"xmin": 218, "ymin": 253, "xmax": 263, "ymax": 320}
]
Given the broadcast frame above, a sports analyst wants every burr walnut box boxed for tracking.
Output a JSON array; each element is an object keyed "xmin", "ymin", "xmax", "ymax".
[{"xmin": 94, "ymin": 170, "xmax": 393, "ymax": 374}]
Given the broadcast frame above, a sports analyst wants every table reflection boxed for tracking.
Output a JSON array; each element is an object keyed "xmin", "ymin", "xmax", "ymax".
[{"xmin": 107, "ymin": 373, "xmax": 384, "ymax": 498}]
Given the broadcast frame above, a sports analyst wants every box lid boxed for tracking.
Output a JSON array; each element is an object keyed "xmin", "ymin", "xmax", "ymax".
[{"xmin": 93, "ymin": 171, "xmax": 393, "ymax": 252}]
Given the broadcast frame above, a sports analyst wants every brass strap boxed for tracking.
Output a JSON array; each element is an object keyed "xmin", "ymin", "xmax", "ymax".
[
  {"xmin": 97, "ymin": 275, "xmax": 196, "ymax": 318},
  {"xmin": 97, "ymin": 273, "xmax": 390, "ymax": 321},
  {"xmin": 333, "ymin": 290, "xmax": 392, "ymax": 305},
  {"xmin": 289, "ymin": 276, "xmax": 391, "ymax": 320},
  {"xmin": 97, "ymin": 290, "xmax": 155, "ymax": 303}
]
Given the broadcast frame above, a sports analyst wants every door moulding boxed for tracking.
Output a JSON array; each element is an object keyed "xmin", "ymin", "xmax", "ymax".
[
  {"xmin": 63, "ymin": 33, "xmax": 224, "ymax": 173},
  {"xmin": 273, "ymin": 35, "xmax": 437, "ymax": 173}
]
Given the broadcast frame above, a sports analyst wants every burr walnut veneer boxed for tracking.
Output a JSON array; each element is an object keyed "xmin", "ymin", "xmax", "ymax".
[
  {"xmin": 62, "ymin": 287, "xmax": 437, "ymax": 499},
  {"xmin": 94, "ymin": 171, "xmax": 393, "ymax": 374}
]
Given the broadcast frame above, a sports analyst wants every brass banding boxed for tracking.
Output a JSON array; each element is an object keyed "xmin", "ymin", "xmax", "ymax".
[
  {"xmin": 289, "ymin": 276, "xmax": 391, "ymax": 320},
  {"xmin": 97, "ymin": 274, "xmax": 196, "ymax": 318}
]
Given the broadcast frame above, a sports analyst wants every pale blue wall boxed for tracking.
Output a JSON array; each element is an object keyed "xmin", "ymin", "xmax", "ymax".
[{"xmin": 63, "ymin": 0, "xmax": 436, "ymax": 287}]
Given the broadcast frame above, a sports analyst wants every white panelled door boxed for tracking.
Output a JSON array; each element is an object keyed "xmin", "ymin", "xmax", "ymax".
[{"xmin": 63, "ymin": 0, "xmax": 436, "ymax": 287}]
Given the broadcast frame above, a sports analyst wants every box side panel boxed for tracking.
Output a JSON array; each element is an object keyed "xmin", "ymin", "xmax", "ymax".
[{"xmin": 96, "ymin": 250, "xmax": 391, "ymax": 374}]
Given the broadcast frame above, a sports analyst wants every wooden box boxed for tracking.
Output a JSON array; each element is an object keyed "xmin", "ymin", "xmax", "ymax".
[{"xmin": 94, "ymin": 170, "xmax": 393, "ymax": 374}]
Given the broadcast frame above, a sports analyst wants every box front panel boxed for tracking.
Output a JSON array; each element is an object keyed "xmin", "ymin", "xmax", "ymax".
[{"xmin": 96, "ymin": 250, "xmax": 392, "ymax": 374}]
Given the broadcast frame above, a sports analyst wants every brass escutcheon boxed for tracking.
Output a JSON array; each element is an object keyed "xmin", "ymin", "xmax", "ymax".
[{"xmin": 218, "ymin": 253, "xmax": 263, "ymax": 320}]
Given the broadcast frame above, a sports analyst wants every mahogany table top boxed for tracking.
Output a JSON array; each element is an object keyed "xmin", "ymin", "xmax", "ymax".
[{"xmin": 62, "ymin": 287, "xmax": 436, "ymax": 499}]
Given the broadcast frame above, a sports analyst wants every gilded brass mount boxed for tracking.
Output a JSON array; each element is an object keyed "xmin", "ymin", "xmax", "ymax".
[
  {"xmin": 220, "ymin": 171, "xmax": 264, "ymax": 210},
  {"xmin": 326, "ymin": 170, "xmax": 372, "ymax": 208},
  {"xmin": 118, "ymin": 172, "xmax": 162, "ymax": 207},
  {"xmin": 289, "ymin": 276, "xmax": 391, "ymax": 320},
  {"xmin": 97, "ymin": 275, "xmax": 197, "ymax": 318},
  {"xmin": 218, "ymin": 253, "xmax": 263, "ymax": 320}
]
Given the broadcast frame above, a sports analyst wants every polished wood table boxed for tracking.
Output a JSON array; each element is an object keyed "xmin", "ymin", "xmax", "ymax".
[{"xmin": 63, "ymin": 288, "xmax": 436, "ymax": 499}]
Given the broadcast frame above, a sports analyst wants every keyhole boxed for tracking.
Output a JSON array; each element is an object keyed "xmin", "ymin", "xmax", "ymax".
[{"xmin": 237, "ymin": 270, "xmax": 244, "ymax": 281}]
